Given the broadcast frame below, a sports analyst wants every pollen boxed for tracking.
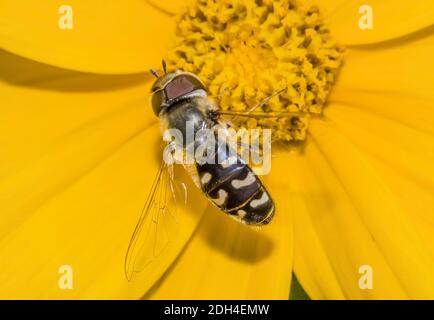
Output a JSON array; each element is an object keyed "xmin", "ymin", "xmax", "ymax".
[{"xmin": 166, "ymin": 0, "xmax": 343, "ymax": 142}]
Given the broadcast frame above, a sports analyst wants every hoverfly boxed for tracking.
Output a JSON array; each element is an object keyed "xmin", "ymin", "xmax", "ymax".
[{"xmin": 125, "ymin": 60, "xmax": 287, "ymax": 281}]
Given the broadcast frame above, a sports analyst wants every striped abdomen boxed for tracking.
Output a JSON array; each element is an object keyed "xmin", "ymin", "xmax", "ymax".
[{"xmin": 196, "ymin": 141, "xmax": 275, "ymax": 225}]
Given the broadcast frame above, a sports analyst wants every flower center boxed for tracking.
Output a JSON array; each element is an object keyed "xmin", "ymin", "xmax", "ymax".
[{"xmin": 166, "ymin": 0, "xmax": 343, "ymax": 142}]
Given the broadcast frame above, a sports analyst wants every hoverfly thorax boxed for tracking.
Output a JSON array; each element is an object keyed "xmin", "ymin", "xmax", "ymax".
[{"xmin": 150, "ymin": 70, "xmax": 207, "ymax": 117}]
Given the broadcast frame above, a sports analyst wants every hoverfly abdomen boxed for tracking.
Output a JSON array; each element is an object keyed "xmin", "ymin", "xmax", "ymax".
[{"xmin": 196, "ymin": 140, "xmax": 274, "ymax": 225}]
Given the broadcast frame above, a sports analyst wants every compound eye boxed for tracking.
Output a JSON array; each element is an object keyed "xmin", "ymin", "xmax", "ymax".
[
  {"xmin": 186, "ymin": 74, "xmax": 207, "ymax": 92},
  {"xmin": 165, "ymin": 74, "xmax": 206, "ymax": 101},
  {"xmin": 151, "ymin": 90, "xmax": 164, "ymax": 115}
]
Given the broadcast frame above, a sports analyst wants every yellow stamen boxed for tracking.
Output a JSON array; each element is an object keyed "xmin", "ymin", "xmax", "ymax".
[{"xmin": 167, "ymin": 0, "xmax": 343, "ymax": 142}]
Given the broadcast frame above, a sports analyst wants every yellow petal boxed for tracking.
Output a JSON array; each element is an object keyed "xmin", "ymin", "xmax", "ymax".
[
  {"xmin": 298, "ymin": 118, "xmax": 434, "ymax": 299},
  {"xmin": 323, "ymin": 103, "xmax": 434, "ymax": 272},
  {"xmin": 0, "ymin": 0, "xmax": 181, "ymax": 74},
  {"xmin": 287, "ymin": 161, "xmax": 347, "ymax": 299},
  {"xmin": 327, "ymin": 30, "xmax": 434, "ymax": 201},
  {"xmin": 0, "ymin": 52, "xmax": 207, "ymax": 298},
  {"xmin": 146, "ymin": 154, "xmax": 293, "ymax": 299},
  {"xmin": 289, "ymin": 12, "xmax": 434, "ymax": 299},
  {"xmin": 330, "ymin": 31, "xmax": 434, "ymax": 134},
  {"xmin": 308, "ymin": 0, "xmax": 434, "ymax": 45},
  {"xmin": 0, "ymin": 125, "xmax": 207, "ymax": 299},
  {"xmin": 357, "ymin": 152, "xmax": 434, "ymax": 259},
  {"xmin": 0, "ymin": 51, "xmax": 154, "ymax": 230},
  {"xmin": 286, "ymin": 144, "xmax": 404, "ymax": 299},
  {"xmin": 324, "ymin": 104, "xmax": 434, "ymax": 213}
]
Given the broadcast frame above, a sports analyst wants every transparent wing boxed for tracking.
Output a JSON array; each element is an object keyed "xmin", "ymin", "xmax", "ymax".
[{"xmin": 124, "ymin": 160, "xmax": 186, "ymax": 281}]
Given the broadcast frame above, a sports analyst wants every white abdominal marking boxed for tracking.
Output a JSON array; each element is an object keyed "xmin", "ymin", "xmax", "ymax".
[
  {"xmin": 201, "ymin": 172, "xmax": 212, "ymax": 184},
  {"xmin": 213, "ymin": 189, "xmax": 228, "ymax": 206},
  {"xmin": 237, "ymin": 210, "xmax": 247, "ymax": 219},
  {"xmin": 250, "ymin": 192, "xmax": 269, "ymax": 208},
  {"xmin": 221, "ymin": 156, "xmax": 237, "ymax": 168},
  {"xmin": 231, "ymin": 172, "xmax": 256, "ymax": 189}
]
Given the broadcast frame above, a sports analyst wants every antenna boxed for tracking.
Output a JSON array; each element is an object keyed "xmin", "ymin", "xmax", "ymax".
[
  {"xmin": 162, "ymin": 59, "xmax": 167, "ymax": 75},
  {"xmin": 150, "ymin": 69, "xmax": 159, "ymax": 78}
]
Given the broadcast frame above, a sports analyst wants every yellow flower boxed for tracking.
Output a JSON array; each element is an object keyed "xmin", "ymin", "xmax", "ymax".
[{"xmin": 0, "ymin": 0, "xmax": 433, "ymax": 299}]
